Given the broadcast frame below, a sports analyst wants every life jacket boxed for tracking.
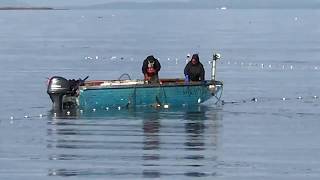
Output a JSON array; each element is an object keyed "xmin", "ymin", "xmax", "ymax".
[{"xmin": 147, "ymin": 60, "xmax": 156, "ymax": 76}]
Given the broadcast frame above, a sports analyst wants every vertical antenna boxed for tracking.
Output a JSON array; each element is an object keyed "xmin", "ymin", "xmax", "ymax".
[{"xmin": 211, "ymin": 52, "xmax": 221, "ymax": 80}]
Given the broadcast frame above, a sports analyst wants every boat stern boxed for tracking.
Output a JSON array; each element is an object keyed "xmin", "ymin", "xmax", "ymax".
[{"xmin": 208, "ymin": 80, "xmax": 223, "ymax": 97}]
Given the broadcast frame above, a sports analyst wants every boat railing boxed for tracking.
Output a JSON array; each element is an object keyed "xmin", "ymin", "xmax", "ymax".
[
  {"xmin": 83, "ymin": 79, "xmax": 144, "ymax": 87},
  {"xmin": 81, "ymin": 79, "xmax": 222, "ymax": 89}
]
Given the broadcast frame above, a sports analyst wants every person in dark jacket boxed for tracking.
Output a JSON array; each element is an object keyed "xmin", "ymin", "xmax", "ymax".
[
  {"xmin": 142, "ymin": 55, "xmax": 161, "ymax": 83},
  {"xmin": 184, "ymin": 54, "xmax": 205, "ymax": 82}
]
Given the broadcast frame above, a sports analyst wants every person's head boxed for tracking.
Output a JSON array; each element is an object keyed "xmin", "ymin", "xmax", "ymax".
[{"xmin": 191, "ymin": 54, "xmax": 199, "ymax": 65}]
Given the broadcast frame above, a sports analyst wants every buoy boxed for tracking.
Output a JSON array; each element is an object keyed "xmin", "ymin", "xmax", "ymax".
[
  {"xmin": 39, "ymin": 114, "xmax": 43, "ymax": 118},
  {"xmin": 52, "ymin": 171, "xmax": 57, "ymax": 176},
  {"xmin": 66, "ymin": 111, "xmax": 70, "ymax": 115},
  {"xmin": 282, "ymin": 98, "xmax": 286, "ymax": 101},
  {"xmin": 92, "ymin": 108, "xmax": 96, "ymax": 112},
  {"xmin": 164, "ymin": 104, "xmax": 169, "ymax": 109},
  {"xmin": 118, "ymin": 106, "xmax": 121, "ymax": 110},
  {"xmin": 251, "ymin": 97, "xmax": 258, "ymax": 102}
]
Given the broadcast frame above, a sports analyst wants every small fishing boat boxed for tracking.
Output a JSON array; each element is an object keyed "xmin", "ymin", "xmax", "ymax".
[{"xmin": 47, "ymin": 53, "xmax": 223, "ymax": 111}]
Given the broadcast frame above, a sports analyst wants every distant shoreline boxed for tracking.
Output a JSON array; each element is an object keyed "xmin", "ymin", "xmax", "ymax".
[{"xmin": 0, "ymin": 7, "xmax": 67, "ymax": 10}]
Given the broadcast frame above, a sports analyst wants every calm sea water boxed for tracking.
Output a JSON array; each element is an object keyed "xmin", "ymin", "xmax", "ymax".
[{"xmin": 0, "ymin": 9, "xmax": 320, "ymax": 179}]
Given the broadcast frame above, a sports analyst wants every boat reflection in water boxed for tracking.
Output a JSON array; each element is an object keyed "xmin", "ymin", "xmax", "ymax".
[{"xmin": 47, "ymin": 105, "xmax": 222, "ymax": 178}]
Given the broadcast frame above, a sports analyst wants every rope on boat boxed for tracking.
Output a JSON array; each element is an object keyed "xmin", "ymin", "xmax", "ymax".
[
  {"xmin": 159, "ymin": 84, "xmax": 168, "ymax": 106},
  {"xmin": 214, "ymin": 85, "xmax": 224, "ymax": 105},
  {"xmin": 118, "ymin": 73, "xmax": 131, "ymax": 80}
]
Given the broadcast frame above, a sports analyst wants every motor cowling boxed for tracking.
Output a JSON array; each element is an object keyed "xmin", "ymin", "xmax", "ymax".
[
  {"xmin": 47, "ymin": 76, "xmax": 70, "ymax": 94},
  {"xmin": 47, "ymin": 76, "xmax": 73, "ymax": 111}
]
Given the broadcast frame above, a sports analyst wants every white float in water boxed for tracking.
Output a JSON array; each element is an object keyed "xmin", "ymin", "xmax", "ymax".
[
  {"xmin": 220, "ymin": 6, "xmax": 227, "ymax": 10},
  {"xmin": 52, "ymin": 171, "xmax": 57, "ymax": 176},
  {"xmin": 164, "ymin": 104, "xmax": 169, "ymax": 109},
  {"xmin": 251, "ymin": 97, "xmax": 258, "ymax": 102}
]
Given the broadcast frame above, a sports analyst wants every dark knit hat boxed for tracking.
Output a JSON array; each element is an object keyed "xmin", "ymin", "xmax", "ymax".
[
  {"xmin": 191, "ymin": 54, "xmax": 199, "ymax": 62},
  {"xmin": 146, "ymin": 55, "xmax": 156, "ymax": 62}
]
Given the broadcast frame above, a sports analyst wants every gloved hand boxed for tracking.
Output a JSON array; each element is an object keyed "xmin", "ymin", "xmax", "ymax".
[{"xmin": 184, "ymin": 75, "xmax": 189, "ymax": 84}]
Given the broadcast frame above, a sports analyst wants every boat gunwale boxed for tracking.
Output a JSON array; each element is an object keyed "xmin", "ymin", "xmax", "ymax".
[{"xmin": 80, "ymin": 79, "xmax": 223, "ymax": 91}]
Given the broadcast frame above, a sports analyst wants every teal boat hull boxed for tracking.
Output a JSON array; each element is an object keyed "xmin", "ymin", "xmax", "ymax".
[{"xmin": 78, "ymin": 80, "xmax": 223, "ymax": 110}]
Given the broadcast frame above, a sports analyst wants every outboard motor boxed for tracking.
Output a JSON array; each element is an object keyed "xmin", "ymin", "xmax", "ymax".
[
  {"xmin": 47, "ymin": 76, "xmax": 88, "ymax": 111},
  {"xmin": 47, "ymin": 76, "xmax": 71, "ymax": 111}
]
